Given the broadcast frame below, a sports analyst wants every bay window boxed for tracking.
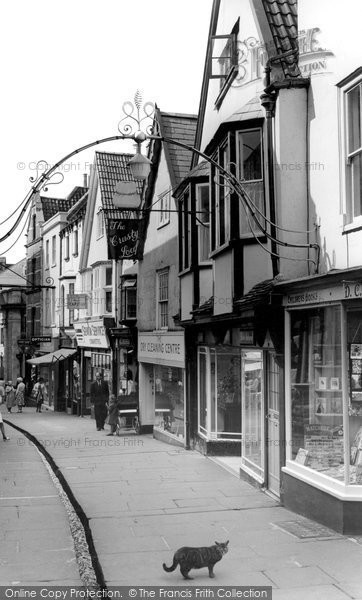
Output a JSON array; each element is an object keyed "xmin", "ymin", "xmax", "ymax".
[{"xmin": 237, "ymin": 128, "xmax": 264, "ymax": 235}]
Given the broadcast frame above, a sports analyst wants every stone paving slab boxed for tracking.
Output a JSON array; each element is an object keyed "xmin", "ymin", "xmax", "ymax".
[
  {"xmin": 4, "ymin": 408, "xmax": 362, "ymax": 596},
  {"xmin": 0, "ymin": 424, "xmax": 82, "ymax": 586}
]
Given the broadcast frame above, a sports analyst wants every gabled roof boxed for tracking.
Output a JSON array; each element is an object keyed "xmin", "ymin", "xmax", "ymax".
[
  {"xmin": 0, "ymin": 258, "xmax": 27, "ymax": 288},
  {"xmin": 95, "ymin": 151, "xmax": 143, "ymax": 218},
  {"xmin": 157, "ymin": 111, "xmax": 198, "ymax": 190},
  {"xmin": 261, "ymin": 0, "xmax": 299, "ymax": 78}
]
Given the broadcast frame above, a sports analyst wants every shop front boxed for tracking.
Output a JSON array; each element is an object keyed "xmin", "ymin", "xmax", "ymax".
[
  {"xmin": 27, "ymin": 348, "xmax": 79, "ymax": 412},
  {"xmin": 75, "ymin": 318, "xmax": 112, "ymax": 415},
  {"xmin": 279, "ymin": 270, "xmax": 362, "ymax": 533},
  {"xmin": 138, "ymin": 331, "xmax": 185, "ymax": 445}
]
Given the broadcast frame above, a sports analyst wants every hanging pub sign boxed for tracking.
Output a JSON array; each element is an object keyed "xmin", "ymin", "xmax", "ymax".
[{"xmin": 106, "ymin": 218, "xmax": 142, "ymax": 260}]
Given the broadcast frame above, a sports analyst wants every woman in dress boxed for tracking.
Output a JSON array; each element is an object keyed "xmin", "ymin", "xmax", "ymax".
[
  {"xmin": 5, "ymin": 382, "xmax": 16, "ymax": 413},
  {"xmin": 15, "ymin": 377, "xmax": 25, "ymax": 413}
]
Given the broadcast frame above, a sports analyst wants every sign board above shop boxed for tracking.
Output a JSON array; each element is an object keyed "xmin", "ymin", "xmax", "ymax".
[
  {"xmin": 138, "ymin": 332, "xmax": 185, "ymax": 368},
  {"xmin": 74, "ymin": 320, "xmax": 109, "ymax": 349},
  {"xmin": 283, "ymin": 281, "xmax": 362, "ymax": 307}
]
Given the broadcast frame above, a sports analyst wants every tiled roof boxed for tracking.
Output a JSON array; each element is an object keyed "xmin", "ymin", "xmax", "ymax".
[
  {"xmin": 262, "ymin": 0, "xmax": 300, "ymax": 78},
  {"xmin": 40, "ymin": 197, "xmax": 77, "ymax": 222},
  {"xmin": 0, "ymin": 258, "xmax": 27, "ymax": 288},
  {"xmin": 234, "ymin": 275, "xmax": 284, "ymax": 311},
  {"xmin": 95, "ymin": 151, "xmax": 143, "ymax": 219},
  {"xmin": 67, "ymin": 186, "xmax": 88, "ymax": 203},
  {"xmin": 192, "ymin": 296, "xmax": 214, "ymax": 316},
  {"xmin": 158, "ymin": 111, "xmax": 198, "ymax": 190},
  {"xmin": 67, "ymin": 190, "xmax": 89, "ymax": 223}
]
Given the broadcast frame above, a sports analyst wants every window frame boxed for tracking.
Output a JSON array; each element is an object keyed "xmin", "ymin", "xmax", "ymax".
[
  {"xmin": 157, "ymin": 268, "xmax": 169, "ymax": 330},
  {"xmin": 96, "ymin": 210, "xmax": 105, "ymax": 239},
  {"xmin": 196, "ymin": 182, "xmax": 211, "ymax": 263},
  {"xmin": 236, "ymin": 127, "xmax": 265, "ymax": 237},
  {"xmin": 64, "ymin": 234, "xmax": 70, "ymax": 261},
  {"xmin": 157, "ymin": 189, "xmax": 171, "ymax": 228},
  {"xmin": 45, "ymin": 239, "xmax": 50, "ymax": 268},
  {"xmin": 51, "ymin": 235, "xmax": 56, "ymax": 266},
  {"xmin": 73, "ymin": 227, "xmax": 79, "ymax": 256},
  {"xmin": 339, "ymin": 71, "xmax": 362, "ymax": 229}
]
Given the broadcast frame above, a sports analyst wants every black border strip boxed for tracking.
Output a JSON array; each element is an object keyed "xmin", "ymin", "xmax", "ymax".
[{"xmin": 4, "ymin": 419, "xmax": 107, "ymax": 590}]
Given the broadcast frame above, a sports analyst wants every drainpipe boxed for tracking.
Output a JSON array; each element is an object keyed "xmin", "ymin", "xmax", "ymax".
[{"xmin": 260, "ymin": 84, "xmax": 279, "ymax": 277}]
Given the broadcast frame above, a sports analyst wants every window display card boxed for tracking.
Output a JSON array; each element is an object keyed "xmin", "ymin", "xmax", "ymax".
[
  {"xmin": 330, "ymin": 377, "xmax": 339, "ymax": 390},
  {"xmin": 351, "ymin": 344, "xmax": 362, "ymax": 359},
  {"xmin": 295, "ymin": 448, "xmax": 309, "ymax": 465},
  {"xmin": 318, "ymin": 377, "xmax": 327, "ymax": 390}
]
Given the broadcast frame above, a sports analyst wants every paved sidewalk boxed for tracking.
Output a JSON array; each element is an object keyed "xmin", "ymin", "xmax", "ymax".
[
  {"xmin": 2, "ymin": 408, "xmax": 362, "ymax": 598},
  {"xmin": 0, "ymin": 414, "xmax": 82, "ymax": 586}
]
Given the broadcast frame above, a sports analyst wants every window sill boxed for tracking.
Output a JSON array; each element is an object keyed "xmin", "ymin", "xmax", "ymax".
[
  {"xmin": 209, "ymin": 241, "xmax": 231, "ymax": 259},
  {"xmin": 157, "ymin": 220, "xmax": 170, "ymax": 230},
  {"xmin": 283, "ymin": 461, "xmax": 362, "ymax": 499},
  {"xmin": 179, "ymin": 267, "xmax": 192, "ymax": 277},
  {"xmin": 343, "ymin": 217, "xmax": 362, "ymax": 235}
]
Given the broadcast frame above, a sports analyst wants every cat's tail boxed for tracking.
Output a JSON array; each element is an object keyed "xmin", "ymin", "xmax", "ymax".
[{"xmin": 163, "ymin": 558, "xmax": 178, "ymax": 572}]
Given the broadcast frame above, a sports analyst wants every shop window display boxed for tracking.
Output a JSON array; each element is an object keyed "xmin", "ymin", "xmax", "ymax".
[
  {"xmin": 154, "ymin": 365, "xmax": 184, "ymax": 439},
  {"xmin": 198, "ymin": 346, "xmax": 241, "ymax": 441},
  {"xmin": 290, "ymin": 306, "xmax": 344, "ymax": 479},
  {"xmin": 347, "ymin": 311, "xmax": 362, "ymax": 484}
]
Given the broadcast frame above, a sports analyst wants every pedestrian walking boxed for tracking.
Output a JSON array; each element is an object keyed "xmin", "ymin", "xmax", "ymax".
[
  {"xmin": 90, "ymin": 372, "xmax": 109, "ymax": 431},
  {"xmin": 15, "ymin": 377, "xmax": 25, "ymax": 413},
  {"xmin": 5, "ymin": 382, "xmax": 16, "ymax": 413},
  {"xmin": 106, "ymin": 394, "xmax": 121, "ymax": 436},
  {"xmin": 0, "ymin": 405, "xmax": 9, "ymax": 440},
  {"xmin": 34, "ymin": 377, "xmax": 47, "ymax": 413}
]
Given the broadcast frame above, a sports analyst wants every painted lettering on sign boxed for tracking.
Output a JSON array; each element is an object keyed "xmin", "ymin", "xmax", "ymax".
[
  {"xmin": 107, "ymin": 218, "xmax": 141, "ymax": 260},
  {"xmin": 344, "ymin": 282, "xmax": 362, "ymax": 299}
]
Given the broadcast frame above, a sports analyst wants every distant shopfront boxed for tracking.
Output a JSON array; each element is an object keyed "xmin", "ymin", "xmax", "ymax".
[
  {"xmin": 138, "ymin": 331, "xmax": 185, "ymax": 444},
  {"xmin": 75, "ymin": 318, "xmax": 111, "ymax": 414},
  {"xmin": 277, "ymin": 270, "xmax": 362, "ymax": 533}
]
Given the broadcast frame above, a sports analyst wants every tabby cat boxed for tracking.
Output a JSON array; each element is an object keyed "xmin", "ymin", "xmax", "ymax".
[{"xmin": 163, "ymin": 540, "xmax": 229, "ymax": 580}]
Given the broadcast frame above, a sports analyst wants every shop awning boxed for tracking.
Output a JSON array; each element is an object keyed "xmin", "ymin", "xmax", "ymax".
[{"xmin": 27, "ymin": 348, "xmax": 77, "ymax": 365}]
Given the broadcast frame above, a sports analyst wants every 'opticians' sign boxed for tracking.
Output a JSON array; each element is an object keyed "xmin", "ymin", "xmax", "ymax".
[{"xmin": 138, "ymin": 332, "xmax": 185, "ymax": 367}]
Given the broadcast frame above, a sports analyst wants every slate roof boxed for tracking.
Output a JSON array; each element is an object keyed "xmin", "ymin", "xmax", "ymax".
[
  {"xmin": 157, "ymin": 111, "xmax": 198, "ymax": 190},
  {"xmin": 95, "ymin": 151, "xmax": 143, "ymax": 220},
  {"xmin": 262, "ymin": 0, "xmax": 300, "ymax": 78}
]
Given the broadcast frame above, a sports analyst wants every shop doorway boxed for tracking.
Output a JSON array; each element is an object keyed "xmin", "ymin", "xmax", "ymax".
[
  {"xmin": 267, "ymin": 351, "xmax": 281, "ymax": 497},
  {"xmin": 241, "ymin": 350, "xmax": 264, "ymax": 481}
]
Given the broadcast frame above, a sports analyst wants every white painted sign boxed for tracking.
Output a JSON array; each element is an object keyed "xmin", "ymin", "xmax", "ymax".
[
  {"xmin": 284, "ymin": 282, "xmax": 362, "ymax": 307},
  {"xmin": 75, "ymin": 319, "xmax": 109, "ymax": 349},
  {"xmin": 138, "ymin": 332, "xmax": 185, "ymax": 367}
]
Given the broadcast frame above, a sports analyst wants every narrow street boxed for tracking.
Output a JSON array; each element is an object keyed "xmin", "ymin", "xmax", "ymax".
[{"xmin": 1, "ymin": 408, "xmax": 362, "ymax": 598}]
